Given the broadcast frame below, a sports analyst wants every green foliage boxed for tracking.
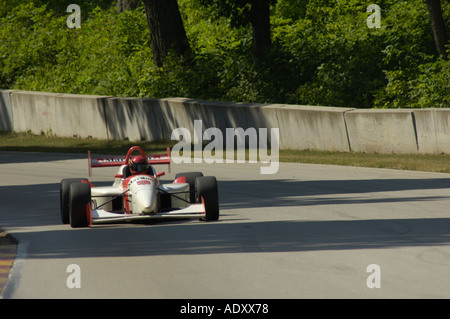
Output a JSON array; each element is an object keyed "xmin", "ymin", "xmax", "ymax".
[
  {"xmin": 375, "ymin": 58, "xmax": 450, "ymax": 108},
  {"xmin": 372, "ymin": 0, "xmax": 450, "ymax": 108},
  {"xmin": 0, "ymin": 0, "xmax": 115, "ymax": 18},
  {"xmin": 1, "ymin": 0, "xmax": 449, "ymax": 108},
  {"xmin": 0, "ymin": 2, "xmax": 62, "ymax": 88}
]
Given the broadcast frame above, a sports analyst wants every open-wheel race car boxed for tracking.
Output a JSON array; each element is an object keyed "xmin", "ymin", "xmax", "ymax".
[{"xmin": 60, "ymin": 146, "xmax": 219, "ymax": 228}]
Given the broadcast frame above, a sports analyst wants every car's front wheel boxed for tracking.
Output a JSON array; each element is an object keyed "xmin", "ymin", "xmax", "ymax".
[
  {"xmin": 195, "ymin": 176, "xmax": 219, "ymax": 221},
  {"xmin": 60, "ymin": 178, "xmax": 88, "ymax": 224},
  {"xmin": 69, "ymin": 182, "xmax": 92, "ymax": 228}
]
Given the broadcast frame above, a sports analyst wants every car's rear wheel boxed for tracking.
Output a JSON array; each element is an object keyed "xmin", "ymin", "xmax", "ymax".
[
  {"xmin": 195, "ymin": 176, "xmax": 219, "ymax": 221},
  {"xmin": 69, "ymin": 182, "xmax": 92, "ymax": 228},
  {"xmin": 175, "ymin": 172, "xmax": 203, "ymax": 203},
  {"xmin": 60, "ymin": 178, "xmax": 88, "ymax": 224}
]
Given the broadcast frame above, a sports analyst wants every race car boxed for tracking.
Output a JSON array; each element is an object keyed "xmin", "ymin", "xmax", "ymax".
[{"xmin": 60, "ymin": 146, "xmax": 219, "ymax": 228}]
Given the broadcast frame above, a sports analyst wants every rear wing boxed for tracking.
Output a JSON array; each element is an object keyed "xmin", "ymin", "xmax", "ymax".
[{"xmin": 88, "ymin": 146, "xmax": 171, "ymax": 177}]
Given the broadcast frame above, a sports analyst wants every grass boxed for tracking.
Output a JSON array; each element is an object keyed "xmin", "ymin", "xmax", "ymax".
[
  {"xmin": 1, "ymin": 131, "xmax": 450, "ymax": 173},
  {"xmin": 279, "ymin": 149, "xmax": 450, "ymax": 173},
  {"xmin": 0, "ymin": 131, "xmax": 174, "ymax": 155}
]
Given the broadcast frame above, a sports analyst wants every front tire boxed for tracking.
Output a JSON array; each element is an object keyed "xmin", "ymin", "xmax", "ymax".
[
  {"xmin": 60, "ymin": 178, "xmax": 88, "ymax": 224},
  {"xmin": 195, "ymin": 176, "xmax": 219, "ymax": 221},
  {"xmin": 69, "ymin": 182, "xmax": 92, "ymax": 228}
]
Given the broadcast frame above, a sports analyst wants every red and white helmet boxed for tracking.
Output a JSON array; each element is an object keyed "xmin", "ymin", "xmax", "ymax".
[{"xmin": 129, "ymin": 155, "xmax": 149, "ymax": 174}]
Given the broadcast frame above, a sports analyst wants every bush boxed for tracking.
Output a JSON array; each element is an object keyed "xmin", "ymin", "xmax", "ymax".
[
  {"xmin": 375, "ymin": 58, "xmax": 450, "ymax": 108},
  {"xmin": 1, "ymin": 0, "xmax": 449, "ymax": 108}
]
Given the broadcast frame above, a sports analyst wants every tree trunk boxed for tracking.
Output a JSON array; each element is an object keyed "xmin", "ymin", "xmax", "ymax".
[
  {"xmin": 426, "ymin": 0, "xmax": 448, "ymax": 58},
  {"xmin": 142, "ymin": 0, "xmax": 190, "ymax": 67},
  {"xmin": 250, "ymin": 0, "xmax": 272, "ymax": 65},
  {"xmin": 117, "ymin": 0, "xmax": 142, "ymax": 12}
]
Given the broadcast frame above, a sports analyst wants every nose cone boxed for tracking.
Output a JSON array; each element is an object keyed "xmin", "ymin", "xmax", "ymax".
[
  {"xmin": 142, "ymin": 195, "xmax": 156, "ymax": 213},
  {"xmin": 129, "ymin": 176, "xmax": 157, "ymax": 214},
  {"xmin": 135, "ymin": 188, "xmax": 156, "ymax": 213}
]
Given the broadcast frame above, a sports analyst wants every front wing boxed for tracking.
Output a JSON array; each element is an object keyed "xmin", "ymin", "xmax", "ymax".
[{"xmin": 90, "ymin": 203, "xmax": 206, "ymax": 225}]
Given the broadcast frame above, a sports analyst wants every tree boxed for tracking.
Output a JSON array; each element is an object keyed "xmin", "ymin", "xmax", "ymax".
[
  {"xmin": 117, "ymin": 0, "xmax": 142, "ymax": 12},
  {"xmin": 250, "ymin": 0, "xmax": 272, "ymax": 65},
  {"xmin": 426, "ymin": 0, "xmax": 448, "ymax": 58},
  {"xmin": 142, "ymin": 0, "xmax": 191, "ymax": 67},
  {"xmin": 200, "ymin": 0, "xmax": 275, "ymax": 65}
]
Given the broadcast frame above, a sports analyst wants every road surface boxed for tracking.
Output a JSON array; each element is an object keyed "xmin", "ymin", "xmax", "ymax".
[{"xmin": 1, "ymin": 150, "xmax": 450, "ymax": 298}]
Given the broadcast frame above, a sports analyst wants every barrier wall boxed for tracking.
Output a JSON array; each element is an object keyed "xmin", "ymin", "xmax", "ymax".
[
  {"xmin": 2, "ymin": 89, "xmax": 450, "ymax": 155},
  {"xmin": 0, "ymin": 90, "xmax": 13, "ymax": 131},
  {"xmin": 9, "ymin": 90, "xmax": 110, "ymax": 139},
  {"xmin": 104, "ymin": 97, "xmax": 167, "ymax": 141},
  {"xmin": 413, "ymin": 109, "xmax": 450, "ymax": 154},
  {"xmin": 345, "ymin": 109, "xmax": 418, "ymax": 154},
  {"xmin": 276, "ymin": 105, "xmax": 353, "ymax": 152}
]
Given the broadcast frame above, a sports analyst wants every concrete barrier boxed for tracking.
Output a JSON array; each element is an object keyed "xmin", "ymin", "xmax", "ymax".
[
  {"xmin": 240, "ymin": 103, "xmax": 281, "ymax": 142},
  {"xmin": 345, "ymin": 109, "xmax": 418, "ymax": 154},
  {"xmin": 0, "ymin": 90, "xmax": 14, "ymax": 131},
  {"xmin": 155, "ymin": 98, "xmax": 280, "ymax": 144},
  {"xmin": 5, "ymin": 89, "xmax": 450, "ymax": 155},
  {"xmin": 276, "ymin": 105, "xmax": 353, "ymax": 152},
  {"xmin": 413, "ymin": 108, "xmax": 450, "ymax": 154},
  {"xmin": 158, "ymin": 98, "xmax": 256, "ymax": 134},
  {"xmin": 104, "ymin": 97, "xmax": 168, "ymax": 141},
  {"xmin": 90, "ymin": 96, "xmax": 271, "ymax": 142},
  {"xmin": 157, "ymin": 98, "xmax": 208, "ymax": 140},
  {"xmin": 10, "ymin": 90, "xmax": 110, "ymax": 139}
]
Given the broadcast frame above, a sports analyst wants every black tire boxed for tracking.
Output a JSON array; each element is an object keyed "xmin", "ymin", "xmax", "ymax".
[
  {"xmin": 69, "ymin": 182, "xmax": 91, "ymax": 228},
  {"xmin": 195, "ymin": 176, "xmax": 219, "ymax": 221},
  {"xmin": 60, "ymin": 178, "xmax": 88, "ymax": 224},
  {"xmin": 175, "ymin": 172, "xmax": 203, "ymax": 203}
]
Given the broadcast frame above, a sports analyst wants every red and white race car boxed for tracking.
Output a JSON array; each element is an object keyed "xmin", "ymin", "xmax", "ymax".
[{"xmin": 60, "ymin": 146, "xmax": 219, "ymax": 228}]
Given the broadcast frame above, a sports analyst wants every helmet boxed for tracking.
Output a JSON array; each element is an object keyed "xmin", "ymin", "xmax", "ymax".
[{"xmin": 129, "ymin": 155, "xmax": 149, "ymax": 174}]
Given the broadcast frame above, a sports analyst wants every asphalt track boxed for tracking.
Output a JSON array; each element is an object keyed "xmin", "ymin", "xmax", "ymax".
[{"xmin": 1, "ymin": 150, "xmax": 450, "ymax": 299}]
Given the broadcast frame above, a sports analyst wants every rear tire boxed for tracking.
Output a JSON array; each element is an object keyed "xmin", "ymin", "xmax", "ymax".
[
  {"xmin": 60, "ymin": 178, "xmax": 88, "ymax": 224},
  {"xmin": 175, "ymin": 172, "xmax": 203, "ymax": 203},
  {"xmin": 195, "ymin": 176, "xmax": 219, "ymax": 221},
  {"xmin": 69, "ymin": 182, "xmax": 91, "ymax": 228}
]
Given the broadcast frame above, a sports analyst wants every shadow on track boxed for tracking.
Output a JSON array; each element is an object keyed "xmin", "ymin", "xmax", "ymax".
[
  {"xmin": 7, "ymin": 217, "xmax": 450, "ymax": 259},
  {"xmin": 1, "ymin": 178, "xmax": 450, "ymax": 259}
]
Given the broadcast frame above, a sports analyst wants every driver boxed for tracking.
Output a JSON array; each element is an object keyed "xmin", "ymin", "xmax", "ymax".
[{"xmin": 129, "ymin": 155, "xmax": 149, "ymax": 175}]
